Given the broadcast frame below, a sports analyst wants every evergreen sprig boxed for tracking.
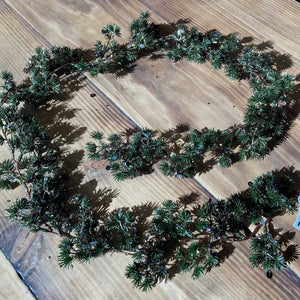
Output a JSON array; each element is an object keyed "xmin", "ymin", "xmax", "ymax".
[
  {"xmin": 250, "ymin": 226, "xmax": 286, "ymax": 271},
  {"xmin": 89, "ymin": 11, "xmax": 156, "ymax": 76},
  {"xmin": 87, "ymin": 128, "xmax": 168, "ymax": 180},
  {"xmin": 24, "ymin": 46, "xmax": 84, "ymax": 105}
]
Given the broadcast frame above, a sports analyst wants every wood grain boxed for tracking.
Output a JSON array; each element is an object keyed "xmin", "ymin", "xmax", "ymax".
[
  {"xmin": 12, "ymin": 233, "xmax": 300, "ymax": 300},
  {"xmin": 0, "ymin": 0, "xmax": 300, "ymax": 299},
  {"xmin": 6, "ymin": 0, "xmax": 300, "ymax": 268},
  {"xmin": 0, "ymin": 249, "xmax": 35, "ymax": 300},
  {"xmin": 7, "ymin": 0, "xmax": 300, "ymax": 195}
]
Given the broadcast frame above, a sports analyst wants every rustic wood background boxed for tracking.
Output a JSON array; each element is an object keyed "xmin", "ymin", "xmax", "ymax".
[{"xmin": 0, "ymin": 0, "xmax": 299, "ymax": 299}]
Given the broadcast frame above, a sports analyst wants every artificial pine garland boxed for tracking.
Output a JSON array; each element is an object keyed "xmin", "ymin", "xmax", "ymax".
[{"xmin": 0, "ymin": 12, "xmax": 298, "ymax": 291}]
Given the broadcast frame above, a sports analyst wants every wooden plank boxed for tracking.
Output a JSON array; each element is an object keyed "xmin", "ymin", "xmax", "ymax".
[
  {"xmin": 0, "ymin": 250, "xmax": 35, "ymax": 300},
  {"xmin": 1, "ymin": 1, "xmax": 300, "ymax": 299},
  {"xmin": 0, "ymin": 0, "xmax": 49, "ymax": 82}
]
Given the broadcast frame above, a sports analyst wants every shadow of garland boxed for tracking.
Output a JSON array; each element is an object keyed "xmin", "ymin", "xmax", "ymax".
[{"xmin": 1, "ymin": 11, "xmax": 299, "ymax": 292}]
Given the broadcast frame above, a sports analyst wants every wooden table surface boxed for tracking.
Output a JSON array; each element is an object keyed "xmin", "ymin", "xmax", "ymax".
[{"xmin": 0, "ymin": 0, "xmax": 300, "ymax": 299}]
